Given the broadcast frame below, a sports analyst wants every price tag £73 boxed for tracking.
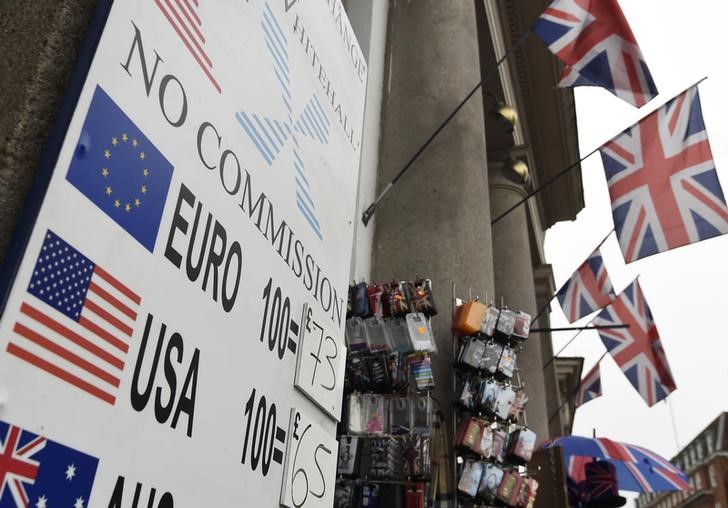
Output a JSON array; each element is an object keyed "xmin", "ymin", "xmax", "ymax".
[{"xmin": 293, "ymin": 304, "xmax": 346, "ymax": 420}]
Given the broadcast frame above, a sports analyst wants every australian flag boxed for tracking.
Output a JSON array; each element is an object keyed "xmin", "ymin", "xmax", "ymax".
[
  {"xmin": 0, "ymin": 420, "xmax": 98, "ymax": 508},
  {"xmin": 556, "ymin": 247, "xmax": 615, "ymax": 323},
  {"xmin": 600, "ymin": 85, "xmax": 728, "ymax": 262},
  {"xmin": 532, "ymin": 0, "xmax": 657, "ymax": 108},
  {"xmin": 66, "ymin": 85, "xmax": 174, "ymax": 252}
]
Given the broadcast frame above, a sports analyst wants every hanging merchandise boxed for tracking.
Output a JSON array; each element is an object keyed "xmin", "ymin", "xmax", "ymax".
[
  {"xmin": 451, "ymin": 296, "xmax": 539, "ymax": 507},
  {"xmin": 337, "ymin": 277, "xmax": 441, "ymax": 506}
]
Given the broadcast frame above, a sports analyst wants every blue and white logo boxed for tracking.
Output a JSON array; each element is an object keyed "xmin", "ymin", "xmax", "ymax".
[{"xmin": 236, "ymin": 2, "xmax": 330, "ymax": 241}]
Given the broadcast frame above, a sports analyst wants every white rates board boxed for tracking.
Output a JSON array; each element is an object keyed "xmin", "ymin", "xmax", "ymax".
[{"xmin": 0, "ymin": 0, "xmax": 366, "ymax": 506}]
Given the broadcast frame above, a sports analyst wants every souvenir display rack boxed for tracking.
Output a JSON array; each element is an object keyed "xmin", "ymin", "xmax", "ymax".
[
  {"xmin": 335, "ymin": 279, "xmax": 440, "ymax": 508},
  {"xmin": 451, "ymin": 289, "xmax": 540, "ymax": 508}
]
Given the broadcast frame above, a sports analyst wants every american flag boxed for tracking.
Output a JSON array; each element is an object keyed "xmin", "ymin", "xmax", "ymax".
[
  {"xmin": 7, "ymin": 230, "xmax": 140, "ymax": 405},
  {"xmin": 532, "ymin": 0, "xmax": 657, "ymax": 107},
  {"xmin": 591, "ymin": 279, "xmax": 676, "ymax": 406},
  {"xmin": 600, "ymin": 85, "xmax": 728, "ymax": 262},
  {"xmin": 574, "ymin": 362, "xmax": 602, "ymax": 408},
  {"xmin": 155, "ymin": 0, "xmax": 221, "ymax": 93},
  {"xmin": 556, "ymin": 247, "xmax": 615, "ymax": 323},
  {"xmin": 0, "ymin": 420, "xmax": 98, "ymax": 507}
]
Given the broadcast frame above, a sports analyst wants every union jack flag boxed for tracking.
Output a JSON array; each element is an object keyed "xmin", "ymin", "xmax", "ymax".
[
  {"xmin": 556, "ymin": 247, "xmax": 615, "ymax": 322},
  {"xmin": 591, "ymin": 279, "xmax": 676, "ymax": 406},
  {"xmin": 574, "ymin": 362, "xmax": 602, "ymax": 408},
  {"xmin": 532, "ymin": 0, "xmax": 657, "ymax": 107},
  {"xmin": 600, "ymin": 85, "xmax": 728, "ymax": 262},
  {"xmin": 0, "ymin": 420, "xmax": 98, "ymax": 507}
]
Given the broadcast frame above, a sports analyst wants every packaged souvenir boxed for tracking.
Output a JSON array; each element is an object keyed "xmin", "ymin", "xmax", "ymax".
[
  {"xmin": 361, "ymin": 483, "xmax": 380, "ymax": 507},
  {"xmin": 491, "ymin": 429, "xmax": 507, "ymax": 462},
  {"xmin": 337, "ymin": 436, "xmax": 360, "ymax": 476},
  {"xmin": 494, "ymin": 308, "xmax": 516, "ymax": 341},
  {"xmin": 460, "ymin": 338, "xmax": 485, "ymax": 370},
  {"xmin": 457, "ymin": 377, "xmax": 477, "ymax": 410},
  {"xmin": 512, "ymin": 310, "xmax": 531, "ymax": 340},
  {"xmin": 480, "ymin": 341, "xmax": 502, "ymax": 374},
  {"xmin": 406, "ymin": 313, "xmax": 437, "ymax": 352},
  {"xmin": 508, "ymin": 389, "xmax": 529, "ymax": 421},
  {"xmin": 455, "ymin": 300, "xmax": 487, "ymax": 336},
  {"xmin": 383, "ymin": 318, "xmax": 412, "ymax": 354},
  {"xmin": 386, "ymin": 353, "xmax": 410, "ymax": 393},
  {"xmin": 506, "ymin": 428, "xmax": 537, "ymax": 464},
  {"xmin": 367, "ymin": 284, "xmax": 385, "ymax": 319},
  {"xmin": 409, "ymin": 352, "xmax": 435, "ymax": 391},
  {"xmin": 335, "ymin": 480, "xmax": 358, "ymax": 508},
  {"xmin": 347, "ymin": 393, "xmax": 365, "ymax": 434},
  {"xmin": 402, "ymin": 435, "xmax": 431, "ymax": 477},
  {"xmin": 345, "ymin": 317, "xmax": 368, "ymax": 353},
  {"xmin": 473, "ymin": 422, "xmax": 493, "ymax": 457},
  {"xmin": 352, "ymin": 281, "xmax": 372, "ymax": 318},
  {"xmin": 364, "ymin": 317, "xmax": 390, "ymax": 353},
  {"xmin": 477, "ymin": 463, "xmax": 505, "ymax": 500},
  {"xmin": 366, "ymin": 354, "xmax": 391, "ymax": 393},
  {"xmin": 364, "ymin": 393, "xmax": 385, "ymax": 435},
  {"xmin": 479, "ymin": 379, "xmax": 502, "ymax": 414},
  {"xmin": 411, "ymin": 396, "xmax": 432, "ymax": 435},
  {"xmin": 387, "ymin": 281, "xmax": 411, "ymax": 317},
  {"xmin": 457, "ymin": 460, "xmax": 484, "ymax": 498},
  {"xmin": 388, "ymin": 397, "xmax": 411, "ymax": 434},
  {"xmin": 346, "ymin": 356, "xmax": 371, "ymax": 392},
  {"xmin": 517, "ymin": 477, "xmax": 539, "ymax": 508},
  {"xmin": 496, "ymin": 471, "xmax": 523, "ymax": 506},
  {"xmin": 497, "ymin": 346, "xmax": 517, "ymax": 379},
  {"xmin": 481, "ymin": 305, "xmax": 500, "ymax": 337},
  {"xmin": 495, "ymin": 385, "xmax": 517, "ymax": 420},
  {"xmin": 405, "ymin": 482, "xmax": 426, "ymax": 508},
  {"xmin": 461, "ymin": 418, "xmax": 482, "ymax": 450},
  {"xmin": 412, "ymin": 278, "xmax": 438, "ymax": 317}
]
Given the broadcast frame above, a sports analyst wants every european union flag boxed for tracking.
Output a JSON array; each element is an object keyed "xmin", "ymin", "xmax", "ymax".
[
  {"xmin": 66, "ymin": 86, "xmax": 174, "ymax": 252},
  {"xmin": 0, "ymin": 420, "xmax": 99, "ymax": 507}
]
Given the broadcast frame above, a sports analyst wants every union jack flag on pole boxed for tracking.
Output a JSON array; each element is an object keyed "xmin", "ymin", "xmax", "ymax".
[
  {"xmin": 556, "ymin": 247, "xmax": 615, "ymax": 322},
  {"xmin": 532, "ymin": 0, "xmax": 657, "ymax": 107},
  {"xmin": 600, "ymin": 85, "xmax": 728, "ymax": 262},
  {"xmin": 591, "ymin": 279, "xmax": 676, "ymax": 406},
  {"xmin": 574, "ymin": 362, "xmax": 602, "ymax": 408}
]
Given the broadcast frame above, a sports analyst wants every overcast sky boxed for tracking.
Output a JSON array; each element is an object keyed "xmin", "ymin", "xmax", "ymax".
[{"xmin": 543, "ymin": 0, "xmax": 728, "ymax": 501}]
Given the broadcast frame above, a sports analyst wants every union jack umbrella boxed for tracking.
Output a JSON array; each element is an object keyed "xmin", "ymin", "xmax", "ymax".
[
  {"xmin": 591, "ymin": 279, "xmax": 676, "ymax": 407},
  {"xmin": 532, "ymin": 0, "xmax": 657, "ymax": 107},
  {"xmin": 541, "ymin": 436, "xmax": 690, "ymax": 493},
  {"xmin": 600, "ymin": 85, "xmax": 728, "ymax": 262},
  {"xmin": 556, "ymin": 246, "xmax": 615, "ymax": 323}
]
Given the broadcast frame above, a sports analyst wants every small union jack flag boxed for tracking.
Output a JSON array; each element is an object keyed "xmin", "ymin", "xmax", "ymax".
[
  {"xmin": 556, "ymin": 247, "xmax": 615, "ymax": 323},
  {"xmin": 600, "ymin": 85, "xmax": 728, "ymax": 262},
  {"xmin": 591, "ymin": 279, "xmax": 676, "ymax": 406},
  {"xmin": 574, "ymin": 362, "xmax": 602, "ymax": 408},
  {"xmin": 0, "ymin": 420, "xmax": 98, "ymax": 508},
  {"xmin": 532, "ymin": 0, "xmax": 657, "ymax": 107}
]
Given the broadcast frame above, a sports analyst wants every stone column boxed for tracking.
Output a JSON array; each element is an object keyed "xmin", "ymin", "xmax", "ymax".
[
  {"xmin": 489, "ymin": 163, "xmax": 551, "ymax": 445},
  {"xmin": 371, "ymin": 0, "xmax": 494, "ymax": 434}
]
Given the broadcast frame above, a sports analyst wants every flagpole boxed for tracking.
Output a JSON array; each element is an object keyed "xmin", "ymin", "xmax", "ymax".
[
  {"xmin": 543, "ymin": 329, "xmax": 584, "ymax": 369},
  {"xmin": 529, "ymin": 229, "xmax": 615, "ymax": 326},
  {"xmin": 491, "ymin": 76, "xmax": 710, "ymax": 226},
  {"xmin": 361, "ymin": 30, "xmax": 533, "ymax": 226},
  {"xmin": 548, "ymin": 351, "xmax": 608, "ymax": 423},
  {"xmin": 531, "ymin": 324, "xmax": 628, "ymax": 333}
]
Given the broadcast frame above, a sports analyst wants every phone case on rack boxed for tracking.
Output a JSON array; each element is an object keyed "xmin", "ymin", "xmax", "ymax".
[
  {"xmin": 481, "ymin": 306, "xmax": 500, "ymax": 337},
  {"xmin": 345, "ymin": 317, "xmax": 368, "ymax": 353},
  {"xmin": 473, "ymin": 423, "xmax": 493, "ymax": 457},
  {"xmin": 457, "ymin": 460, "xmax": 484, "ymax": 498},
  {"xmin": 480, "ymin": 379, "xmax": 502, "ymax": 413},
  {"xmin": 383, "ymin": 318, "xmax": 412, "ymax": 353},
  {"xmin": 509, "ymin": 389, "xmax": 529, "ymax": 421},
  {"xmin": 506, "ymin": 427, "xmax": 537, "ymax": 464},
  {"xmin": 455, "ymin": 300, "xmax": 487, "ymax": 336},
  {"xmin": 405, "ymin": 482, "xmax": 426, "ymax": 508},
  {"xmin": 480, "ymin": 341, "xmax": 502, "ymax": 374},
  {"xmin": 366, "ymin": 355, "xmax": 392, "ymax": 393},
  {"xmin": 352, "ymin": 281, "xmax": 372, "ymax": 318},
  {"xmin": 409, "ymin": 352, "xmax": 435, "ymax": 391},
  {"xmin": 496, "ymin": 471, "xmax": 523, "ymax": 506},
  {"xmin": 388, "ymin": 397, "xmax": 411, "ymax": 434},
  {"xmin": 367, "ymin": 284, "xmax": 385, "ymax": 319},
  {"xmin": 364, "ymin": 317, "xmax": 390, "ymax": 353},
  {"xmin": 461, "ymin": 418, "xmax": 482, "ymax": 450},
  {"xmin": 406, "ymin": 313, "xmax": 437, "ymax": 352},
  {"xmin": 518, "ymin": 477, "xmax": 539, "ymax": 508},
  {"xmin": 457, "ymin": 377, "xmax": 476, "ymax": 410},
  {"xmin": 461, "ymin": 339, "xmax": 485, "ymax": 369},
  {"xmin": 491, "ymin": 429, "xmax": 507, "ymax": 462}
]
